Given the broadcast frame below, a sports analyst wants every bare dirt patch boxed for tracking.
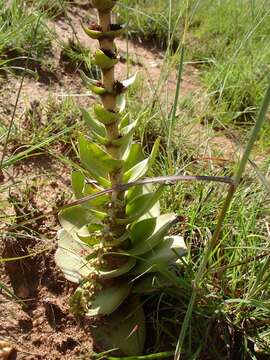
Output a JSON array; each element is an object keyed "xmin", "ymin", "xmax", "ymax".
[
  {"xmin": 0, "ymin": 155, "xmax": 94, "ymax": 359},
  {"xmin": 1, "ymin": 255, "xmax": 93, "ymax": 360}
]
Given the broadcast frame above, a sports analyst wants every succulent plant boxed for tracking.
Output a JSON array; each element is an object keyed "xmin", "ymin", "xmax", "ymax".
[{"xmin": 55, "ymin": 0, "xmax": 187, "ymax": 355}]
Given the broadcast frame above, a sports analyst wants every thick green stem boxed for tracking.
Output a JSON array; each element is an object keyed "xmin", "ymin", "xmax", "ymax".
[{"xmin": 97, "ymin": 8, "xmax": 124, "ymax": 236}]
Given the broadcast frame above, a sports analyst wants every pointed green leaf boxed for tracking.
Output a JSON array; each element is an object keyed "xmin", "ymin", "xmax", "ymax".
[
  {"xmin": 122, "ymin": 72, "xmax": 137, "ymax": 89},
  {"xmin": 71, "ymin": 170, "xmax": 85, "ymax": 199},
  {"xmin": 81, "ymin": 22, "xmax": 103, "ymax": 39},
  {"xmin": 59, "ymin": 205, "xmax": 103, "ymax": 237},
  {"xmin": 82, "ymin": 121, "xmax": 108, "ymax": 145},
  {"xmin": 76, "ymin": 225, "xmax": 101, "ymax": 245},
  {"xmin": 91, "ymin": 298, "xmax": 145, "ymax": 356},
  {"xmin": 80, "ymin": 71, "xmax": 107, "ymax": 95},
  {"xmin": 94, "ymin": 104, "xmax": 119, "ymax": 125},
  {"xmin": 79, "ymin": 134, "xmax": 122, "ymax": 186},
  {"xmin": 81, "ymin": 108, "xmax": 106, "ymax": 137},
  {"xmin": 120, "ymin": 118, "xmax": 138, "ymax": 138},
  {"xmin": 147, "ymin": 202, "xmax": 160, "ymax": 218},
  {"xmin": 111, "ymin": 128, "xmax": 134, "ymax": 147},
  {"xmin": 86, "ymin": 284, "xmax": 130, "ymax": 316},
  {"xmin": 125, "ymin": 183, "xmax": 161, "ymax": 219},
  {"xmin": 95, "ymin": 48, "xmax": 118, "ymax": 70},
  {"xmin": 117, "ymin": 186, "xmax": 164, "ymax": 224},
  {"xmin": 117, "ymin": 94, "xmax": 126, "ymax": 113},
  {"xmin": 83, "ymin": 182, "xmax": 109, "ymax": 208},
  {"xmin": 132, "ymin": 235, "xmax": 187, "ymax": 274},
  {"xmin": 124, "ymin": 158, "xmax": 149, "ymax": 183},
  {"xmin": 91, "ymin": 130, "xmax": 108, "ymax": 145},
  {"xmin": 128, "ymin": 214, "xmax": 178, "ymax": 256},
  {"xmin": 82, "ymin": 22, "xmax": 126, "ymax": 40},
  {"xmin": 55, "ymin": 229, "xmax": 92, "ymax": 283},
  {"xmin": 71, "ymin": 170, "xmax": 109, "ymax": 210},
  {"xmin": 126, "ymin": 186, "xmax": 164, "ymax": 218},
  {"xmin": 123, "ymin": 143, "xmax": 145, "ymax": 171},
  {"xmin": 89, "ymin": 84, "xmax": 106, "ymax": 96},
  {"xmin": 119, "ymin": 114, "xmax": 130, "ymax": 130},
  {"xmin": 111, "ymin": 118, "xmax": 138, "ymax": 157},
  {"xmin": 126, "ymin": 184, "xmax": 161, "ymax": 219},
  {"xmin": 99, "ymin": 257, "xmax": 136, "ymax": 279},
  {"xmin": 126, "ymin": 183, "xmax": 152, "ymax": 203},
  {"xmin": 130, "ymin": 217, "xmax": 157, "ymax": 245},
  {"xmin": 123, "ymin": 138, "xmax": 160, "ymax": 182},
  {"xmin": 105, "ymin": 23, "xmax": 126, "ymax": 38}
]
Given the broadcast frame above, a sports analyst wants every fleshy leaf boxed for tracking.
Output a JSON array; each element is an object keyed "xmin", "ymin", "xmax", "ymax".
[
  {"xmin": 119, "ymin": 113, "xmax": 130, "ymax": 129},
  {"xmin": 94, "ymin": 104, "xmax": 119, "ymax": 125},
  {"xmin": 82, "ymin": 23, "xmax": 126, "ymax": 39},
  {"xmin": 90, "ymin": 130, "xmax": 107, "ymax": 145},
  {"xmin": 81, "ymin": 22, "xmax": 103, "ymax": 40},
  {"xmin": 83, "ymin": 183, "xmax": 109, "ymax": 209},
  {"xmin": 120, "ymin": 118, "xmax": 138, "ymax": 138},
  {"xmin": 79, "ymin": 134, "xmax": 122, "ymax": 185},
  {"xmin": 117, "ymin": 94, "xmax": 126, "ymax": 113},
  {"xmin": 123, "ymin": 143, "xmax": 145, "ymax": 171},
  {"xmin": 85, "ymin": 283, "xmax": 130, "ymax": 316},
  {"xmin": 71, "ymin": 170, "xmax": 85, "ymax": 199},
  {"xmin": 91, "ymin": 298, "xmax": 145, "ymax": 356},
  {"xmin": 111, "ymin": 118, "xmax": 138, "ymax": 156},
  {"xmin": 131, "ymin": 235, "xmax": 187, "ymax": 274},
  {"xmin": 71, "ymin": 170, "xmax": 109, "ymax": 210},
  {"xmin": 123, "ymin": 138, "xmax": 160, "ymax": 182},
  {"xmin": 55, "ymin": 229, "xmax": 92, "ymax": 283},
  {"xmin": 126, "ymin": 184, "xmax": 160, "ymax": 218},
  {"xmin": 121, "ymin": 73, "xmax": 137, "ymax": 89},
  {"xmin": 82, "ymin": 109, "xmax": 108, "ymax": 145},
  {"xmin": 130, "ymin": 217, "xmax": 157, "ymax": 244},
  {"xmin": 99, "ymin": 257, "xmax": 136, "ymax": 279},
  {"xmin": 95, "ymin": 48, "xmax": 118, "ymax": 70},
  {"xmin": 126, "ymin": 183, "xmax": 151, "ymax": 202},
  {"xmin": 124, "ymin": 158, "xmax": 149, "ymax": 183},
  {"xmin": 80, "ymin": 71, "xmax": 107, "ymax": 95},
  {"xmin": 105, "ymin": 23, "xmax": 126, "ymax": 38},
  {"xmin": 117, "ymin": 186, "xmax": 164, "ymax": 224},
  {"xmin": 128, "ymin": 213, "xmax": 178, "ymax": 256},
  {"xmin": 59, "ymin": 205, "xmax": 103, "ymax": 237},
  {"xmin": 76, "ymin": 225, "xmax": 101, "ymax": 245},
  {"xmin": 126, "ymin": 186, "xmax": 164, "ymax": 218},
  {"xmin": 81, "ymin": 108, "xmax": 106, "ymax": 137}
]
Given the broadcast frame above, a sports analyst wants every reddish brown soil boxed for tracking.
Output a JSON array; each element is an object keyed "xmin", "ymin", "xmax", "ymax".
[
  {"xmin": 0, "ymin": 249, "xmax": 93, "ymax": 360},
  {"xmin": 0, "ymin": 155, "xmax": 93, "ymax": 359}
]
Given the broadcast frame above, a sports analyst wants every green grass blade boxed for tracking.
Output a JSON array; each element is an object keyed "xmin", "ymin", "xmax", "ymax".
[
  {"xmin": 0, "ymin": 281, "xmax": 25, "ymax": 307},
  {"xmin": 167, "ymin": 44, "xmax": 185, "ymax": 157},
  {"xmin": 0, "ymin": 14, "xmax": 42, "ymax": 168},
  {"xmin": 174, "ymin": 82, "xmax": 270, "ymax": 360},
  {"xmin": 234, "ymin": 83, "xmax": 270, "ymax": 184},
  {"xmin": 107, "ymin": 352, "xmax": 174, "ymax": 360}
]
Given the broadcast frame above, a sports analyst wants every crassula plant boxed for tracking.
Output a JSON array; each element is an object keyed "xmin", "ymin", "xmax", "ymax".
[{"xmin": 55, "ymin": 0, "xmax": 186, "ymax": 355}]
